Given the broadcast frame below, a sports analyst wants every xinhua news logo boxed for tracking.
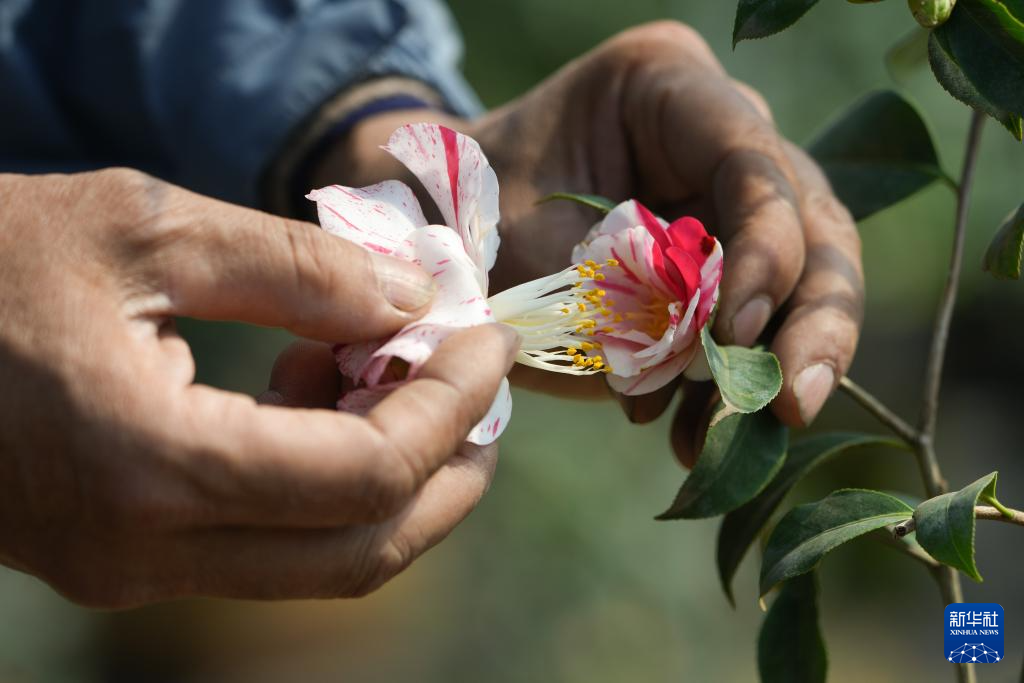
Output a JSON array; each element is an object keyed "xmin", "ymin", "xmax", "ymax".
[{"xmin": 945, "ymin": 603, "xmax": 1004, "ymax": 664}]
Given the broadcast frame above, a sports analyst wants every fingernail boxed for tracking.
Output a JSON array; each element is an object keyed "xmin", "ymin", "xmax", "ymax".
[
  {"xmin": 369, "ymin": 253, "xmax": 436, "ymax": 311},
  {"xmin": 794, "ymin": 363, "xmax": 835, "ymax": 426},
  {"xmin": 730, "ymin": 296, "xmax": 773, "ymax": 346}
]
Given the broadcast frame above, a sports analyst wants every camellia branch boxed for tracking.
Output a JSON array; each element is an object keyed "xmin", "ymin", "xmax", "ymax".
[
  {"xmin": 837, "ymin": 376, "xmax": 918, "ymax": 445},
  {"xmin": 917, "ymin": 111, "xmax": 986, "ymax": 498},
  {"xmin": 915, "ymin": 110, "xmax": 985, "ymax": 683}
]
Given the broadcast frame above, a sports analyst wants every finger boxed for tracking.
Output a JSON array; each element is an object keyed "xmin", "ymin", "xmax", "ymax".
[
  {"xmin": 612, "ymin": 377, "xmax": 680, "ymax": 424},
  {"xmin": 770, "ymin": 144, "xmax": 864, "ymax": 427},
  {"xmin": 136, "ymin": 182, "xmax": 435, "ymax": 343},
  {"xmin": 165, "ymin": 442, "xmax": 498, "ymax": 601},
  {"xmin": 633, "ymin": 71, "xmax": 806, "ymax": 348},
  {"xmin": 669, "ymin": 381, "xmax": 717, "ymax": 469},
  {"xmin": 181, "ymin": 324, "xmax": 518, "ymax": 527},
  {"xmin": 257, "ymin": 340, "xmax": 339, "ymax": 409}
]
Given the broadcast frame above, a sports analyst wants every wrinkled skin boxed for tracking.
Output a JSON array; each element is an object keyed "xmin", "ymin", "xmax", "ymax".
[
  {"xmin": 321, "ymin": 22, "xmax": 865, "ymax": 465},
  {"xmin": 0, "ymin": 169, "xmax": 518, "ymax": 607}
]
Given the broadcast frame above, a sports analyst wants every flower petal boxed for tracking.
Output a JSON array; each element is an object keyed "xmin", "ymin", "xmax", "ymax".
[
  {"xmin": 606, "ymin": 341, "xmax": 700, "ymax": 396},
  {"xmin": 696, "ymin": 238, "xmax": 724, "ymax": 329},
  {"xmin": 363, "ymin": 225, "xmax": 495, "ymax": 384},
  {"xmin": 306, "ymin": 181, "xmax": 427, "ymax": 255},
  {"xmin": 384, "ymin": 124, "xmax": 500, "ymax": 279},
  {"xmin": 466, "ymin": 377, "xmax": 512, "ymax": 445}
]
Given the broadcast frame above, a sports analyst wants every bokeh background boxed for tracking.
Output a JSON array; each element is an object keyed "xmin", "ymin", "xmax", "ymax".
[{"xmin": 2, "ymin": 1, "xmax": 1022, "ymax": 681}]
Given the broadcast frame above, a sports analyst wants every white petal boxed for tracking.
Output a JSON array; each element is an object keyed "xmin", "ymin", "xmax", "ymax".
[
  {"xmin": 384, "ymin": 124, "xmax": 500, "ymax": 280},
  {"xmin": 606, "ymin": 343, "xmax": 700, "ymax": 396},
  {"xmin": 364, "ymin": 225, "xmax": 495, "ymax": 383},
  {"xmin": 466, "ymin": 377, "xmax": 512, "ymax": 445},
  {"xmin": 306, "ymin": 181, "xmax": 427, "ymax": 255}
]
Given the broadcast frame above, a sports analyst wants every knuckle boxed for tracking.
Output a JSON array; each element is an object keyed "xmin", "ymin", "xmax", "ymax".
[
  {"xmin": 731, "ymin": 79, "xmax": 773, "ymax": 122},
  {"xmin": 281, "ymin": 220, "xmax": 345, "ymax": 327},
  {"xmin": 355, "ymin": 431, "xmax": 420, "ymax": 521},
  {"xmin": 803, "ymin": 191, "xmax": 855, "ymax": 228},
  {"xmin": 602, "ymin": 21, "xmax": 717, "ymax": 70},
  {"xmin": 345, "ymin": 536, "xmax": 412, "ymax": 599}
]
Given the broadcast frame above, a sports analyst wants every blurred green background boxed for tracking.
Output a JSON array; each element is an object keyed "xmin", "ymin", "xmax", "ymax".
[{"xmin": 3, "ymin": 1, "xmax": 1023, "ymax": 681}]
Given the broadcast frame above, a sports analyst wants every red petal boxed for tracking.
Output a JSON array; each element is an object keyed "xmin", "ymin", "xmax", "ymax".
[
  {"xmin": 666, "ymin": 216, "xmax": 712, "ymax": 266},
  {"xmin": 665, "ymin": 246, "xmax": 701, "ymax": 301}
]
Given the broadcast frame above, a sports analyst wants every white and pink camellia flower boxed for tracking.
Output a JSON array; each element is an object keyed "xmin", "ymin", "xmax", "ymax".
[
  {"xmin": 570, "ymin": 199, "xmax": 724, "ymax": 396},
  {"xmin": 306, "ymin": 123, "xmax": 722, "ymax": 445}
]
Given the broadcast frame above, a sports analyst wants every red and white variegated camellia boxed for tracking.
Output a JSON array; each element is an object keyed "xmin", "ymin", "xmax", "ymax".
[
  {"xmin": 570, "ymin": 199, "xmax": 724, "ymax": 396},
  {"xmin": 306, "ymin": 124, "xmax": 723, "ymax": 445}
]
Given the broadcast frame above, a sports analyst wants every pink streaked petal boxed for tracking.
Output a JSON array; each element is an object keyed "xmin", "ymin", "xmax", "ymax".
[
  {"xmin": 599, "ymin": 336, "xmax": 649, "ymax": 378},
  {"xmin": 606, "ymin": 342, "xmax": 700, "ymax": 396},
  {"xmin": 384, "ymin": 124, "xmax": 500, "ymax": 279},
  {"xmin": 466, "ymin": 377, "xmax": 512, "ymax": 446},
  {"xmin": 362, "ymin": 225, "xmax": 494, "ymax": 383},
  {"xmin": 634, "ymin": 200, "xmax": 672, "ymax": 252},
  {"xmin": 306, "ymin": 181, "xmax": 426, "ymax": 252},
  {"xmin": 577, "ymin": 226, "xmax": 660, "ymax": 291},
  {"xmin": 696, "ymin": 239, "xmax": 724, "ymax": 328},
  {"xmin": 335, "ymin": 340, "xmax": 384, "ymax": 380}
]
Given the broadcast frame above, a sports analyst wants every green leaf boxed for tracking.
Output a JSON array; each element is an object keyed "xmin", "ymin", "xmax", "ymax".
[
  {"xmin": 733, "ymin": 0, "xmax": 821, "ymax": 46},
  {"xmin": 886, "ymin": 27, "xmax": 932, "ymax": 83},
  {"xmin": 702, "ymin": 327, "xmax": 783, "ymax": 414},
  {"xmin": 760, "ymin": 489, "xmax": 913, "ymax": 596},
  {"xmin": 928, "ymin": 29, "xmax": 1024, "ymax": 139},
  {"xmin": 537, "ymin": 192, "xmax": 616, "ymax": 214},
  {"xmin": 758, "ymin": 573, "xmax": 827, "ymax": 683},
  {"xmin": 717, "ymin": 434, "xmax": 904, "ymax": 605},
  {"xmin": 930, "ymin": 0, "xmax": 1024, "ymax": 139},
  {"xmin": 658, "ymin": 410, "xmax": 788, "ymax": 520},
  {"xmin": 913, "ymin": 472, "xmax": 1000, "ymax": 581},
  {"xmin": 983, "ymin": 203, "xmax": 1024, "ymax": 279},
  {"xmin": 807, "ymin": 90, "xmax": 948, "ymax": 221}
]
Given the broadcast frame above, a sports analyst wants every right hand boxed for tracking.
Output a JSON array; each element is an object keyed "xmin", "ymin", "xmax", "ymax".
[{"xmin": 0, "ymin": 168, "xmax": 518, "ymax": 608}]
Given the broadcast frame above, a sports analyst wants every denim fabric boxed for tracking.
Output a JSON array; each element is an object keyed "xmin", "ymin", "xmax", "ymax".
[{"xmin": 0, "ymin": 0, "xmax": 481, "ymax": 206}]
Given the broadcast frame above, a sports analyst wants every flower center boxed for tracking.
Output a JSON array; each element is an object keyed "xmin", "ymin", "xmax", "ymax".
[{"xmin": 487, "ymin": 258, "xmax": 622, "ymax": 375}]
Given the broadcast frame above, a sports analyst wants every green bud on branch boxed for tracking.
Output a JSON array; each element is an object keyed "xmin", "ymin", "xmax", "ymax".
[{"xmin": 907, "ymin": 0, "xmax": 956, "ymax": 28}]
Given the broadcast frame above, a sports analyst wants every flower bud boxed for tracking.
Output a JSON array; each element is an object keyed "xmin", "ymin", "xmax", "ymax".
[{"xmin": 907, "ymin": 0, "xmax": 956, "ymax": 28}]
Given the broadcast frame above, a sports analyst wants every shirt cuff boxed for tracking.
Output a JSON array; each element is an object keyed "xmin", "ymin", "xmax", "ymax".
[{"xmin": 261, "ymin": 77, "xmax": 442, "ymax": 217}]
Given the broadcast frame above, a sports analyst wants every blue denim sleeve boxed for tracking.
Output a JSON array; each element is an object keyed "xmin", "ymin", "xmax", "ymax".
[{"xmin": 0, "ymin": 0, "xmax": 482, "ymax": 206}]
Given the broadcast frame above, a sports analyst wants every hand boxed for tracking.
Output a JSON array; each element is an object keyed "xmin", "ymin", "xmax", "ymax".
[
  {"xmin": 330, "ymin": 21, "xmax": 863, "ymax": 460},
  {"xmin": 0, "ymin": 168, "xmax": 518, "ymax": 607}
]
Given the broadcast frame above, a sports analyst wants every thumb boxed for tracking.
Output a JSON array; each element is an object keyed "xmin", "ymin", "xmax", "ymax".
[{"xmin": 143, "ymin": 183, "xmax": 434, "ymax": 342}]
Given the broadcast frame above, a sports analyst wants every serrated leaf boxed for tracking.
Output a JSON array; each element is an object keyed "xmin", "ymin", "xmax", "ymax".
[
  {"xmin": 733, "ymin": 0, "xmax": 821, "ymax": 46},
  {"xmin": 928, "ymin": 29, "xmax": 1024, "ymax": 139},
  {"xmin": 717, "ymin": 434, "xmax": 903, "ymax": 605},
  {"xmin": 658, "ymin": 410, "xmax": 788, "ymax": 520},
  {"xmin": 983, "ymin": 203, "xmax": 1024, "ymax": 279},
  {"xmin": 537, "ymin": 192, "xmax": 616, "ymax": 214},
  {"xmin": 758, "ymin": 573, "xmax": 827, "ymax": 683},
  {"xmin": 930, "ymin": 0, "xmax": 1024, "ymax": 139},
  {"xmin": 913, "ymin": 472, "xmax": 1000, "ymax": 581},
  {"xmin": 702, "ymin": 327, "xmax": 782, "ymax": 414},
  {"xmin": 808, "ymin": 90, "xmax": 948, "ymax": 220},
  {"xmin": 760, "ymin": 489, "xmax": 913, "ymax": 596}
]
